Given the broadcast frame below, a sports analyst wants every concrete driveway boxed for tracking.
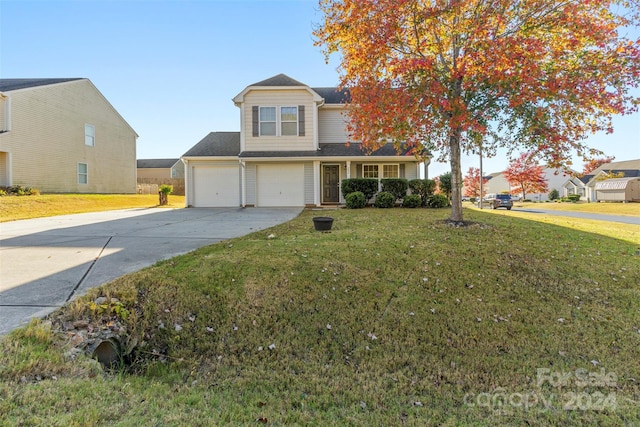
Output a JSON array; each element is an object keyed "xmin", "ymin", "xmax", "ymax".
[{"xmin": 0, "ymin": 207, "xmax": 302, "ymax": 334}]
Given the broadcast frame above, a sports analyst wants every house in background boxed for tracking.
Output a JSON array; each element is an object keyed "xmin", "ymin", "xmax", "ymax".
[
  {"xmin": 563, "ymin": 159, "xmax": 640, "ymax": 202},
  {"xmin": 182, "ymin": 74, "xmax": 429, "ymax": 207},
  {"xmin": 136, "ymin": 158, "xmax": 185, "ymax": 196},
  {"xmin": 137, "ymin": 159, "xmax": 184, "ymax": 179},
  {"xmin": 483, "ymin": 167, "xmax": 571, "ymax": 201},
  {"xmin": 0, "ymin": 78, "xmax": 137, "ymax": 193}
]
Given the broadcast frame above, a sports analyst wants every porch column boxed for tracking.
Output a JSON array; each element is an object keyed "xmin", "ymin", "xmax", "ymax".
[
  {"xmin": 346, "ymin": 160, "xmax": 351, "ymax": 178},
  {"xmin": 314, "ymin": 160, "xmax": 321, "ymax": 206},
  {"xmin": 240, "ymin": 160, "xmax": 246, "ymax": 207}
]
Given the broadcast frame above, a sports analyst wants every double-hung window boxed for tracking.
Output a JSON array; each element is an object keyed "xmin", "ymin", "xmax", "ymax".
[
  {"xmin": 259, "ymin": 107, "xmax": 277, "ymax": 136},
  {"xmin": 383, "ymin": 164, "xmax": 399, "ymax": 178},
  {"xmin": 363, "ymin": 165, "xmax": 379, "ymax": 178},
  {"xmin": 85, "ymin": 124, "xmax": 95, "ymax": 146},
  {"xmin": 78, "ymin": 163, "xmax": 88, "ymax": 184},
  {"xmin": 363, "ymin": 164, "xmax": 400, "ymax": 179},
  {"xmin": 280, "ymin": 106, "xmax": 298, "ymax": 136}
]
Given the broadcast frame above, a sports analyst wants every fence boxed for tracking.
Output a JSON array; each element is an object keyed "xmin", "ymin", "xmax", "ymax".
[{"xmin": 136, "ymin": 178, "xmax": 185, "ymax": 196}]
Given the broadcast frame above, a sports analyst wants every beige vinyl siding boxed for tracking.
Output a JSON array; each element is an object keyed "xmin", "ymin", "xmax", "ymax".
[
  {"xmin": 243, "ymin": 89, "xmax": 315, "ymax": 151},
  {"xmin": 0, "ymin": 97, "xmax": 6, "ymax": 130},
  {"xmin": 245, "ymin": 163, "xmax": 257, "ymax": 206},
  {"xmin": 137, "ymin": 167, "xmax": 172, "ymax": 180},
  {"xmin": 304, "ymin": 162, "xmax": 314, "ymax": 205},
  {"xmin": 318, "ymin": 107, "xmax": 350, "ymax": 144},
  {"xmin": 1, "ymin": 80, "xmax": 137, "ymax": 193},
  {"xmin": 0, "ymin": 152, "xmax": 8, "ymax": 186}
]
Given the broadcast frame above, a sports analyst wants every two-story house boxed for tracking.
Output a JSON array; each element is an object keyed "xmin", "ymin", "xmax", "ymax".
[
  {"xmin": 181, "ymin": 74, "xmax": 429, "ymax": 207},
  {"xmin": 0, "ymin": 78, "xmax": 138, "ymax": 193}
]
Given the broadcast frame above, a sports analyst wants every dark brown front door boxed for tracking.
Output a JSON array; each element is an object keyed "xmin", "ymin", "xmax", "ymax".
[{"xmin": 323, "ymin": 165, "xmax": 340, "ymax": 203}]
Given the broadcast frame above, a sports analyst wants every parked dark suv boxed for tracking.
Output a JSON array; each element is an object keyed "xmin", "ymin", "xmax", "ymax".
[{"xmin": 483, "ymin": 193, "xmax": 513, "ymax": 210}]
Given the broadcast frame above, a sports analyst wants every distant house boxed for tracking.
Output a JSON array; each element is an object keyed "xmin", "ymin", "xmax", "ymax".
[
  {"xmin": 181, "ymin": 74, "xmax": 430, "ymax": 207},
  {"xmin": 137, "ymin": 159, "xmax": 184, "ymax": 180},
  {"xmin": 483, "ymin": 167, "xmax": 572, "ymax": 201},
  {"xmin": 0, "ymin": 78, "xmax": 137, "ymax": 193},
  {"xmin": 563, "ymin": 159, "xmax": 640, "ymax": 202}
]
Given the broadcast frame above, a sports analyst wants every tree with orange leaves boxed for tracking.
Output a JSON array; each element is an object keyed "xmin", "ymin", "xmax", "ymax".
[
  {"xmin": 463, "ymin": 167, "xmax": 487, "ymax": 199},
  {"xmin": 503, "ymin": 152, "xmax": 548, "ymax": 201},
  {"xmin": 582, "ymin": 156, "xmax": 616, "ymax": 175},
  {"xmin": 315, "ymin": 0, "xmax": 640, "ymax": 222}
]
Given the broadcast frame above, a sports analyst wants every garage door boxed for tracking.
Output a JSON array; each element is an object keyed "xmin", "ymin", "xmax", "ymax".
[
  {"xmin": 193, "ymin": 166, "xmax": 239, "ymax": 207},
  {"xmin": 256, "ymin": 164, "xmax": 304, "ymax": 206}
]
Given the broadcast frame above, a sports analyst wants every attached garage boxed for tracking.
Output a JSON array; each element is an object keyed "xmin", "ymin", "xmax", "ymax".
[
  {"xmin": 256, "ymin": 164, "xmax": 304, "ymax": 207},
  {"xmin": 192, "ymin": 165, "xmax": 239, "ymax": 207}
]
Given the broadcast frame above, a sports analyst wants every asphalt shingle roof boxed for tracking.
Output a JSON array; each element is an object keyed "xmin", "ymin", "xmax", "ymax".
[
  {"xmin": 249, "ymin": 74, "xmax": 307, "ymax": 87},
  {"xmin": 239, "ymin": 143, "xmax": 418, "ymax": 159},
  {"xmin": 137, "ymin": 159, "xmax": 180, "ymax": 169},
  {"xmin": 0, "ymin": 78, "xmax": 83, "ymax": 92},
  {"xmin": 312, "ymin": 87, "xmax": 350, "ymax": 104},
  {"xmin": 183, "ymin": 132, "xmax": 241, "ymax": 157}
]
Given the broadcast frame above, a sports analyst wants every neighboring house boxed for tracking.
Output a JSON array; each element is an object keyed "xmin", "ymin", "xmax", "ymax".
[
  {"xmin": 562, "ymin": 159, "xmax": 640, "ymax": 202},
  {"xmin": 484, "ymin": 167, "xmax": 571, "ymax": 201},
  {"xmin": 137, "ymin": 158, "xmax": 184, "ymax": 179},
  {"xmin": 182, "ymin": 74, "xmax": 430, "ymax": 207},
  {"xmin": 0, "ymin": 78, "xmax": 138, "ymax": 193}
]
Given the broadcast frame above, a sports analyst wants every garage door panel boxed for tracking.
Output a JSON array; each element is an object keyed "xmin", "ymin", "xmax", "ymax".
[
  {"xmin": 193, "ymin": 166, "xmax": 239, "ymax": 207},
  {"xmin": 256, "ymin": 164, "xmax": 304, "ymax": 207}
]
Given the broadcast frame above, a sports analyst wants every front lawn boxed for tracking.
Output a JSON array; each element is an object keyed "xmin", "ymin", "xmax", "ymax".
[
  {"xmin": 1, "ymin": 208, "xmax": 638, "ymax": 426},
  {"xmin": 0, "ymin": 194, "xmax": 185, "ymax": 222}
]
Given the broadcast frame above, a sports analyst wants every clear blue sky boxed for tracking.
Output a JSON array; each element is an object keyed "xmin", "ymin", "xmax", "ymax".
[{"xmin": 1, "ymin": 0, "xmax": 638, "ymax": 177}]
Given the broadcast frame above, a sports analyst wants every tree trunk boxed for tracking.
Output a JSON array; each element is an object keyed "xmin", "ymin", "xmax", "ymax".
[{"xmin": 449, "ymin": 127, "xmax": 464, "ymax": 222}]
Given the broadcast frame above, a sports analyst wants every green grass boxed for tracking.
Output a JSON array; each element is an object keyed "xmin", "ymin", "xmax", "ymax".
[
  {"xmin": 1, "ymin": 208, "xmax": 639, "ymax": 426},
  {"xmin": 0, "ymin": 194, "xmax": 186, "ymax": 222}
]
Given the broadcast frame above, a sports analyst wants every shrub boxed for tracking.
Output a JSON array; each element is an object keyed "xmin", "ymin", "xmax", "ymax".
[
  {"xmin": 402, "ymin": 194, "xmax": 421, "ymax": 208},
  {"xmin": 159, "ymin": 184, "xmax": 173, "ymax": 195},
  {"xmin": 469, "ymin": 197, "xmax": 477, "ymax": 204},
  {"xmin": 381, "ymin": 178, "xmax": 409, "ymax": 201},
  {"xmin": 408, "ymin": 179, "xmax": 436, "ymax": 206},
  {"xmin": 426, "ymin": 194, "xmax": 449, "ymax": 208},
  {"xmin": 548, "ymin": 188, "xmax": 560, "ymax": 200},
  {"xmin": 2, "ymin": 185, "xmax": 40, "ymax": 196},
  {"xmin": 374, "ymin": 191, "xmax": 396, "ymax": 208},
  {"xmin": 345, "ymin": 191, "xmax": 366, "ymax": 209},
  {"xmin": 341, "ymin": 179, "xmax": 379, "ymax": 201},
  {"xmin": 566, "ymin": 194, "xmax": 581, "ymax": 202}
]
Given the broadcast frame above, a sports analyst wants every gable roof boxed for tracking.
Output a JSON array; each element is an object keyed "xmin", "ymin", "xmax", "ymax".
[
  {"xmin": 0, "ymin": 78, "xmax": 83, "ymax": 92},
  {"xmin": 590, "ymin": 159, "xmax": 640, "ymax": 175},
  {"xmin": 183, "ymin": 132, "xmax": 241, "ymax": 157},
  {"xmin": 249, "ymin": 74, "xmax": 307, "ymax": 87},
  {"xmin": 137, "ymin": 159, "xmax": 180, "ymax": 169}
]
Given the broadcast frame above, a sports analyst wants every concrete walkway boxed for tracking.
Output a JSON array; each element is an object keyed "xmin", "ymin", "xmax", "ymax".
[{"xmin": 0, "ymin": 207, "xmax": 302, "ymax": 334}]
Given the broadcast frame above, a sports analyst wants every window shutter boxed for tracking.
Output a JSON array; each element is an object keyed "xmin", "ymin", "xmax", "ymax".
[
  {"xmin": 298, "ymin": 105, "xmax": 305, "ymax": 136},
  {"xmin": 400, "ymin": 164, "xmax": 405, "ymax": 178},
  {"xmin": 252, "ymin": 106, "xmax": 259, "ymax": 137}
]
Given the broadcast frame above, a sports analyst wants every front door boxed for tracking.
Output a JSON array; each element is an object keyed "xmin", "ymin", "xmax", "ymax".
[{"xmin": 323, "ymin": 165, "xmax": 340, "ymax": 203}]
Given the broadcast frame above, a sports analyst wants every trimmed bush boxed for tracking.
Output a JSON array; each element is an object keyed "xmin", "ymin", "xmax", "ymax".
[
  {"xmin": 426, "ymin": 194, "xmax": 449, "ymax": 208},
  {"xmin": 374, "ymin": 191, "xmax": 395, "ymax": 208},
  {"xmin": 345, "ymin": 191, "xmax": 366, "ymax": 209},
  {"xmin": 566, "ymin": 194, "xmax": 581, "ymax": 202},
  {"xmin": 402, "ymin": 194, "xmax": 422, "ymax": 208},
  {"xmin": 381, "ymin": 178, "xmax": 409, "ymax": 201},
  {"xmin": 1, "ymin": 185, "xmax": 40, "ymax": 196},
  {"xmin": 341, "ymin": 178, "xmax": 379, "ymax": 201},
  {"xmin": 408, "ymin": 179, "xmax": 436, "ymax": 206}
]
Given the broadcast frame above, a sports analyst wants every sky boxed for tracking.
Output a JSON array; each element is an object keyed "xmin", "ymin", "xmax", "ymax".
[{"xmin": 1, "ymin": 0, "xmax": 638, "ymax": 178}]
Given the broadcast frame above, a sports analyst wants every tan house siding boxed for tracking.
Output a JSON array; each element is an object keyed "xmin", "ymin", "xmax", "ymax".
[
  {"xmin": 137, "ymin": 167, "xmax": 172, "ymax": 179},
  {"xmin": 242, "ymin": 89, "xmax": 315, "ymax": 152},
  {"xmin": 0, "ymin": 79, "xmax": 137, "ymax": 193},
  {"xmin": 318, "ymin": 107, "xmax": 350, "ymax": 144}
]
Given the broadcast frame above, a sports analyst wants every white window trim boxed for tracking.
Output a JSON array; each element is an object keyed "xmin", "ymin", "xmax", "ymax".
[
  {"xmin": 258, "ymin": 106, "xmax": 298, "ymax": 137},
  {"xmin": 280, "ymin": 106, "xmax": 298, "ymax": 136},
  {"xmin": 78, "ymin": 162, "xmax": 88, "ymax": 184},
  {"xmin": 85, "ymin": 124, "xmax": 95, "ymax": 147},
  {"xmin": 259, "ymin": 106, "xmax": 277, "ymax": 136},
  {"xmin": 362, "ymin": 163, "xmax": 400, "ymax": 179}
]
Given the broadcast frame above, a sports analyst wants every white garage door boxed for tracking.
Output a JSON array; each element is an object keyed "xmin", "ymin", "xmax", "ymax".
[
  {"xmin": 193, "ymin": 166, "xmax": 239, "ymax": 207},
  {"xmin": 256, "ymin": 164, "xmax": 304, "ymax": 207}
]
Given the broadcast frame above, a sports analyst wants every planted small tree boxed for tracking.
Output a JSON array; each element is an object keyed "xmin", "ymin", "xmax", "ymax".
[{"xmin": 159, "ymin": 184, "xmax": 173, "ymax": 206}]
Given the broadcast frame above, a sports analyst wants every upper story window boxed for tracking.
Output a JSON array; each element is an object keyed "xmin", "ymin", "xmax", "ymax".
[
  {"xmin": 280, "ymin": 107, "xmax": 298, "ymax": 136},
  {"xmin": 85, "ymin": 124, "xmax": 95, "ymax": 146},
  {"xmin": 253, "ymin": 105, "xmax": 305, "ymax": 137},
  {"xmin": 259, "ymin": 107, "xmax": 276, "ymax": 136}
]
